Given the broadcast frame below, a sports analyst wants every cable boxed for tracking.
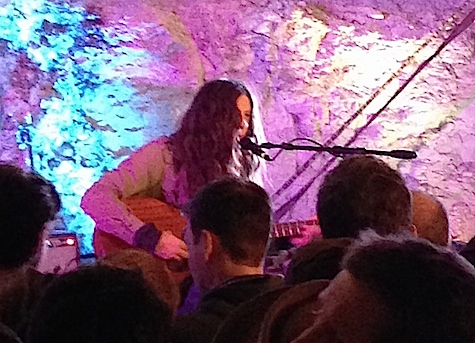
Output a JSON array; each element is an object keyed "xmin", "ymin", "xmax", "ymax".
[{"xmin": 267, "ymin": 137, "xmax": 324, "ymax": 160}]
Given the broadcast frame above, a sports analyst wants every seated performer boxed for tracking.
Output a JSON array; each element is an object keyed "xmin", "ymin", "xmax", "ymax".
[{"xmin": 81, "ymin": 79, "xmax": 261, "ymax": 262}]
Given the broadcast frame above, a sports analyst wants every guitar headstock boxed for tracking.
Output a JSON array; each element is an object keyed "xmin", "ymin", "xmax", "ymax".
[{"xmin": 272, "ymin": 219, "xmax": 319, "ymax": 238}]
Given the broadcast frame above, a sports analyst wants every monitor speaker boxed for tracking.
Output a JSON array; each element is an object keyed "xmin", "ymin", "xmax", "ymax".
[{"xmin": 36, "ymin": 232, "xmax": 80, "ymax": 274}]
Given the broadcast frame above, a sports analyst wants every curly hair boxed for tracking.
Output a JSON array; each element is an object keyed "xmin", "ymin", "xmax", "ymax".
[
  {"xmin": 169, "ymin": 79, "xmax": 258, "ymax": 198},
  {"xmin": 0, "ymin": 164, "xmax": 60, "ymax": 268}
]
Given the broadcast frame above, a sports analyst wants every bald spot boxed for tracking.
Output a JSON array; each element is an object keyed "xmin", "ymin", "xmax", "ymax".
[{"xmin": 412, "ymin": 191, "xmax": 449, "ymax": 246}]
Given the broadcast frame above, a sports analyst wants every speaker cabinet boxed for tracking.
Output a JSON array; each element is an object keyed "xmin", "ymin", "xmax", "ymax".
[{"xmin": 36, "ymin": 232, "xmax": 80, "ymax": 274}]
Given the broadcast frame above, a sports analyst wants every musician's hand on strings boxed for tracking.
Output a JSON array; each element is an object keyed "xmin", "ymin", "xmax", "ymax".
[
  {"xmin": 290, "ymin": 215, "xmax": 322, "ymax": 247},
  {"xmin": 155, "ymin": 230, "xmax": 189, "ymax": 261}
]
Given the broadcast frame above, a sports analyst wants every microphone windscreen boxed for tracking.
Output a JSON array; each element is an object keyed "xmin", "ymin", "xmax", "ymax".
[{"xmin": 389, "ymin": 150, "xmax": 417, "ymax": 159}]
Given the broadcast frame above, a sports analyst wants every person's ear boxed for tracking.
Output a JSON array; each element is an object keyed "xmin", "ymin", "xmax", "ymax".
[
  {"xmin": 410, "ymin": 224, "xmax": 418, "ymax": 237},
  {"xmin": 202, "ymin": 230, "xmax": 214, "ymax": 262}
]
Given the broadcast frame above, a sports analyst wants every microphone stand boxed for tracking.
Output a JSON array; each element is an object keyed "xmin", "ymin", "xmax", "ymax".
[{"xmin": 259, "ymin": 142, "xmax": 417, "ymax": 160}]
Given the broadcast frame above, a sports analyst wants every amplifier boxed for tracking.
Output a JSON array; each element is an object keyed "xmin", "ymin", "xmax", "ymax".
[{"xmin": 35, "ymin": 232, "xmax": 80, "ymax": 274}]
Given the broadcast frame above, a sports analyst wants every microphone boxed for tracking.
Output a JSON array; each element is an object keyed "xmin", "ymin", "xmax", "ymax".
[
  {"xmin": 239, "ymin": 137, "xmax": 273, "ymax": 161},
  {"xmin": 386, "ymin": 150, "xmax": 417, "ymax": 160}
]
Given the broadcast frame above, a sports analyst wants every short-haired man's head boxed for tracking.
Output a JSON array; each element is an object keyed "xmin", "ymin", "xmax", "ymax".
[
  {"xmin": 28, "ymin": 265, "xmax": 171, "ymax": 343},
  {"xmin": 412, "ymin": 191, "xmax": 449, "ymax": 246},
  {"xmin": 317, "ymin": 155, "xmax": 412, "ymax": 239},
  {"xmin": 0, "ymin": 163, "xmax": 60, "ymax": 269},
  {"xmin": 184, "ymin": 177, "xmax": 271, "ymax": 266},
  {"xmin": 343, "ymin": 231, "xmax": 475, "ymax": 343}
]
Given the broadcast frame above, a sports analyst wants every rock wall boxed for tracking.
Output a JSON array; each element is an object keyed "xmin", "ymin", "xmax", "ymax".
[{"xmin": 1, "ymin": 0, "xmax": 474, "ymax": 252}]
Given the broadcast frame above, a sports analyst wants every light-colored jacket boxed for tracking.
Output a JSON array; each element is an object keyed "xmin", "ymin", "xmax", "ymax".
[
  {"xmin": 81, "ymin": 137, "xmax": 185, "ymax": 245},
  {"xmin": 81, "ymin": 137, "xmax": 263, "ymax": 246}
]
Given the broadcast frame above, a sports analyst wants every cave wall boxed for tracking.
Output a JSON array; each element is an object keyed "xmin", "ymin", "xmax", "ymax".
[{"xmin": 1, "ymin": 0, "xmax": 474, "ymax": 252}]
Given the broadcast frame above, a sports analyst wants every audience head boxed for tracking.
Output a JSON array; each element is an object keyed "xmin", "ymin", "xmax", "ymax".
[
  {"xmin": 412, "ymin": 191, "xmax": 449, "ymax": 246},
  {"xmin": 28, "ymin": 265, "xmax": 171, "ymax": 343},
  {"xmin": 100, "ymin": 249, "xmax": 180, "ymax": 314},
  {"xmin": 317, "ymin": 155, "xmax": 412, "ymax": 239},
  {"xmin": 0, "ymin": 163, "xmax": 60, "ymax": 269},
  {"xmin": 183, "ymin": 177, "xmax": 271, "ymax": 291},
  {"xmin": 295, "ymin": 231, "xmax": 475, "ymax": 343}
]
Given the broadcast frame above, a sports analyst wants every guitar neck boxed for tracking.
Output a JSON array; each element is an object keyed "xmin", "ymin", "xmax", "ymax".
[
  {"xmin": 122, "ymin": 197, "xmax": 316, "ymax": 240},
  {"xmin": 272, "ymin": 219, "xmax": 318, "ymax": 238}
]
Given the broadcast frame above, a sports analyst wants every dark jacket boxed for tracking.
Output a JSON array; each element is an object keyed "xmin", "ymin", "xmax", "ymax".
[
  {"xmin": 285, "ymin": 238, "xmax": 353, "ymax": 285},
  {"xmin": 171, "ymin": 274, "xmax": 283, "ymax": 343},
  {"xmin": 0, "ymin": 268, "xmax": 55, "ymax": 340},
  {"xmin": 460, "ymin": 236, "xmax": 475, "ymax": 266}
]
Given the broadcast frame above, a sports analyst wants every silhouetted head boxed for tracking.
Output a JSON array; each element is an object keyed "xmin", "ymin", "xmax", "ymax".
[
  {"xmin": 317, "ymin": 155, "xmax": 412, "ymax": 239},
  {"xmin": 0, "ymin": 163, "xmax": 60, "ymax": 269},
  {"xmin": 28, "ymin": 265, "xmax": 171, "ymax": 343},
  {"xmin": 294, "ymin": 231, "xmax": 475, "ymax": 343}
]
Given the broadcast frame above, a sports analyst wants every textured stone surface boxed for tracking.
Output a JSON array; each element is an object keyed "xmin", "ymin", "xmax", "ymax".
[{"xmin": 1, "ymin": 0, "xmax": 475, "ymax": 252}]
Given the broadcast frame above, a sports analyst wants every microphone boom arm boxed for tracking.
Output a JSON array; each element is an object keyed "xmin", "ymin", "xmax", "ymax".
[{"xmin": 259, "ymin": 142, "xmax": 417, "ymax": 160}]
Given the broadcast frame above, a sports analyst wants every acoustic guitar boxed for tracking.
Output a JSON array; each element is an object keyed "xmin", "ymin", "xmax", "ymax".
[{"xmin": 94, "ymin": 197, "xmax": 318, "ymax": 261}]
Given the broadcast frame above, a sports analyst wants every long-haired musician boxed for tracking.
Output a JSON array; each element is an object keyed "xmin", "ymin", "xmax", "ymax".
[{"xmin": 81, "ymin": 79, "xmax": 261, "ymax": 262}]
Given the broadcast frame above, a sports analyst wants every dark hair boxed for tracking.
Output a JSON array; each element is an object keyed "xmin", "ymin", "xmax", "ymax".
[
  {"xmin": 100, "ymin": 249, "xmax": 181, "ymax": 314},
  {"xmin": 0, "ymin": 322, "xmax": 22, "ymax": 343},
  {"xmin": 317, "ymin": 155, "xmax": 412, "ymax": 239},
  {"xmin": 170, "ymin": 79, "xmax": 258, "ymax": 199},
  {"xmin": 343, "ymin": 231, "xmax": 475, "ymax": 343},
  {"xmin": 412, "ymin": 191, "xmax": 449, "ymax": 246},
  {"xmin": 27, "ymin": 265, "xmax": 171, "ymax": 343},
  {"xmin": 285, "ymin": 238, "xmax": 352, "ymax": 285},
  {"xmin": 183, "ymin": 177, "xmax": 271, "ymax": 266},
  {"xmin": 0, "ymin": 164, "xmax": 60, "ymax": 269}
]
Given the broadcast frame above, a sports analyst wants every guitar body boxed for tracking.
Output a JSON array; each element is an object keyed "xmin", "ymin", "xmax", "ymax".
[
  {"xmin": 93, "ymin": 198, "xmax": 189, "ymax": 285},
  {"xmin": 93, "ymin": 197, "xmax": 318, "ymax": 285},
  {"xmin": 94, "ymin": 197, "xmax": 187, "ymax": 258},
  {"xmin": 94, "ymin": 230, "xmax": 134, "ymax": 259}
]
